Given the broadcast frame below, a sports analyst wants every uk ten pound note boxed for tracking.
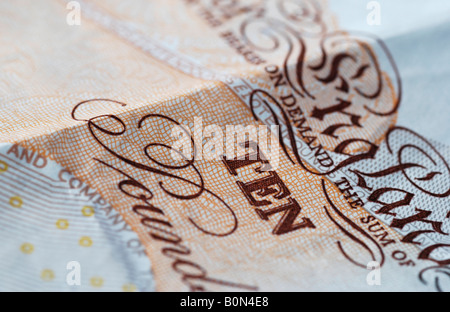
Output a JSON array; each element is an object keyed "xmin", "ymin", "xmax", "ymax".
[{"xmin": 0, "ymin": 0, "xmax": 449, "ymax": 292}]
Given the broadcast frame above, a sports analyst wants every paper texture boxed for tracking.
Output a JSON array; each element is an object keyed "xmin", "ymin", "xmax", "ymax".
[{"xmin": 0, "ymin": 0, "xmax": 449, "ymax": 291}]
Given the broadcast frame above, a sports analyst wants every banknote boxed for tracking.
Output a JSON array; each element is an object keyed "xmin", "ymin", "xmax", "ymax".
[{"xmin": 0, "ymin": 0, "xmax": 449, "ymax": 292}]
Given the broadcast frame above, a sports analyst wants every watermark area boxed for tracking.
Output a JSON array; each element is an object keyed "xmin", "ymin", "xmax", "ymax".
[
  {"xmin": 66, "ymin": 261, "xmax": 81, "ymax": 286},
  {"xmin": 367, "ymin": 1, "xmax": 381, "ymax": 26},
  {"xmin": 65, "ymin": 260, "xmax": 380, "ymax": 288},
  {"xmin": 66, "ymin": 1, "xmax": 382, "ymax": 27},
  {"xmin": 67, "ymin": 1, "xmax": 81, "ymax": 26},
  {"xmin": 367, "ymin": 261, "xmax": 381, "ymax": 286},
  {"xmin": 170, "ymin": 117, "xmax": 281, "ymax": 171}
]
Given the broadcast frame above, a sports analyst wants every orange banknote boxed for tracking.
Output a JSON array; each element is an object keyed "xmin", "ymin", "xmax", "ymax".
[{"xmin": 0, "ymin": 0, "xmax": 449, "ymax": 292}]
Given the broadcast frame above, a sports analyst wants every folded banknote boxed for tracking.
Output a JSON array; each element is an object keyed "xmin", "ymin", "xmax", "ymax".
[{"xmin": 0, "ymin": 0, "xmax": 449, "ymax": 292}]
